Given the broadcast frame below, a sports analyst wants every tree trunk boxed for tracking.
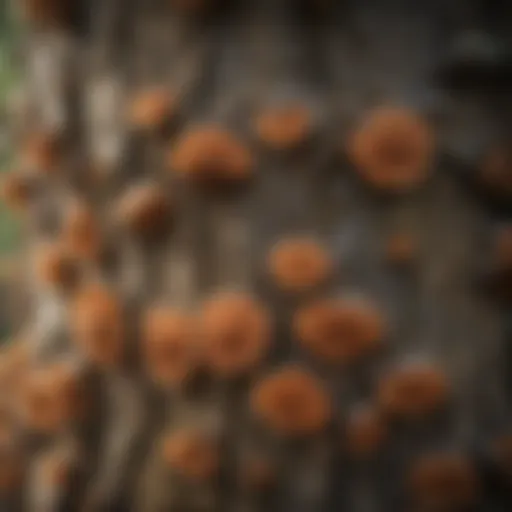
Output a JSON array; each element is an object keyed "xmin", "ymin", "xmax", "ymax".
[{"xmin": 2, "ymin": 1, "xmax": 512, "ymax": 511}]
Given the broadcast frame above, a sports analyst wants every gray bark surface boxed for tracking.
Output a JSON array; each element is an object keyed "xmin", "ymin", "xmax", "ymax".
[{"xmin": 3, "ymin": 0, "xmax": 512, "ymax": 511}]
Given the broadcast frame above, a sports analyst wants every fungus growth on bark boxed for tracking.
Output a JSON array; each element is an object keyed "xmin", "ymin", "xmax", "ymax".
[
  {"xmin": 115, "ymin": 183, "xmax": 172, "ymax": 240},
  {"xmin": 199, "ymin": 292, "xmax": 271, "ymax": 378},
  {"xmin": 254, "ymin": 104, "xmax": 312, "ymax": 151},
  {"xmin": 70, "ymin": 283, "xmax": 124, "ymax": 368},
  {"xmin": 377, "ymin": 362, "xmax": 449, "ymax": 419},
  {"xmin": 169, "ymin": 126, "xmax": 253, "ymax": 186},
  {"xmin": 294, "ymin": 297, "xmax": 386, "ymax": 365},
  {"xmin": 346, "ymin": 107, "xmax": 434, "ymax": 192},
  {"xmin": 34, "ymin": 242, "xmax": 80, "ymax": 290},
  {"xmin": 61, "ymin": 200, "xmax": 101, "ymax": 262},
  {"xmin": 250, "ymin": 365, "xmax": 331, "ymax": 437},
  {"xmin": 21, "ymin": 131, "xmax": 62, "ymax": 175},
  {"xmin": 142, "ymin": 306, "xmax": 198, "ymax": 388},
  {"xmin": 267, "ymin": 237, "xmax": 333, "ymax": 293},
  {"xmin": 128, "ymin": 89, "xmax": 176, "ymax": 132}
]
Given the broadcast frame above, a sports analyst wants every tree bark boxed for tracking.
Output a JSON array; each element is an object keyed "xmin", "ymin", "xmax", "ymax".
[{"xmin": 2, "ymin": 1, "xmax": 512, "ymax": 511}]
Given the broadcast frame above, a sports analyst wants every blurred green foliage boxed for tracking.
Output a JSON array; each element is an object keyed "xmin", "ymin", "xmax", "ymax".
[{"xmin": 0, "ymin": 2, "xmax": 21, "ymax": 259}]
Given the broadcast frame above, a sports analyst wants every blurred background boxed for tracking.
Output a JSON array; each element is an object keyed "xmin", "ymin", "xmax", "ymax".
[{"xmin": 0, "ymin": 2, "xmax": 22, "ymax": 343}]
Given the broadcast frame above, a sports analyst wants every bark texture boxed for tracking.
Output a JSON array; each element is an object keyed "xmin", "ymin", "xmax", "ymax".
[{"xmin": 2, "ymin": 0, "xmax": 512, "ymax": 511}]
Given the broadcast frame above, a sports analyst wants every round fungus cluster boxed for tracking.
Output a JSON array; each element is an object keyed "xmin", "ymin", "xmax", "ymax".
[
  {"xmin": 142, "ymin": 306, "xmax": 198, "ymax": 388},
  {"xmin": 254, "ymin": 104, "xmax": 312, "ymax": 151},
  {"xmin": 21, "ymin": 131, "xmax": 62, "ymax": 175},
  {"xmin": 70, "ymin": 283, "xmax": 124, "ymax": 367},
  {"xmin": 199, "ymin": 292, "xmax": 271, "ymax": 377},
  {"xmin": 250, "ymin": 365, "xmax": 332, "ymax": 437},
  {"xmin": 61, "ymin": 200, "xmax": 101, "ymax": 262},
  {"xmin": 294, "ymin": 297, "xmax": 385, "ymax": 365},
  {"xmin": 116, "ymin": 183, "xmax": 172, "ymax": 239},
  {"xmin": 169, "ymin": 126, "xmax": 253, "ymax": 185},
  {"xmin": 128, "ymin": 88, "xmax": 176, "ymax": 131},
  {"xmin": 377, "ymin": 361, "xmax": 449, "ymax": 419},
  {"xmin": 267, "ymin": 237, "xmax": 333, "ymax": 293},
  {"xmin": 347, "ymin": 107, "xmax": 434, "ymax": 192}
]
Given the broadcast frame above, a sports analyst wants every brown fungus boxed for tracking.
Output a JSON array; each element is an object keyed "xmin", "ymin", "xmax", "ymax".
[
  {"xmin": 115, "ymin": 183, "xmax": 171, "ymax": 239},
  {"xmin": 250, "ymin": 365, "xmax": 331, "ymax": 437},
  {"xmin": 377, "ymin": 362, "xmax": 449, "ymax": 419},
  {"xmin": 34, "ymin": 242, "xmax": 80, "ymax": 290},
  {"xmin": 70, "ymin": 283, "xmax": 124, "ymax": 368},
  {"xmin": 267, "ymin": 237, "xmax": 333, "ymax": 293},
  {"xmin": 128, "ymin": 88, "xmax": 176, "ymax": 131},
  {"xmin": 345, "ymin": 405, "xmax": 388, "ymax": 459},
  {"xmin": 21, "ymin": 131, "xmax": 61, "ymax": 174},
  {"xmin": 162, "ymin": 429, "xmax": 219, "ymax": 481},
  {"xmin": 142, "ymin": 307, "xmax": 198, "ymax": 388},
  {"xmin": 409, "ymin": 452, "xmax": 479, "ymax": 508},
  {"xmin": 199, "ymin": 292, "xmax": 271, "ymax": 378},
  {"xmin": 62, "ymin": 201, "xmax": 101, "ymax": 262},
  {"xmin": 347, "ymin": 107, "xmax": 434, "ymax": 192},
  {"xmin": 169, "ymin": 126, "xmax": 253, "ymax": 186},
  {"xmin": 254, "ymin": 104, "xmax": 312, "ymax": 151},
  {"xmin": 294, "ymin": 297, "xmax": 385, "ymax": 365},
  {"xmin": 20, "ymin": 363, "xmax": 80, "ymax": 433}
]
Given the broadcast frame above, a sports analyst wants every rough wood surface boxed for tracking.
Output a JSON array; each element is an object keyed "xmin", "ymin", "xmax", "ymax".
[{"xmin": 2, "ymin": 0, "xmax": 512, "ymax": 511}]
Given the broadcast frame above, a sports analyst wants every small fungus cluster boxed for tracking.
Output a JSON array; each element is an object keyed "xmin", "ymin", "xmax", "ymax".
[
  {"xmin": 250, "ymin": 365, "xmax": 332, "ymax": 437},
  {"xmin": 62, "ymin": 200, "xmax": 101, "ymax": 262},
  {"xmin": 377, "ymin": 361, "xmax": 449, "ymax": 419},
  {"xmin": 128, "ymin": 89, "xmax": 176, "ymax": 132},
  {"xmin": 199, "ymin": 293, "xmax": 271, "ymax": 378},
  {"xmin": 267, "ymin": 237, "xmax": 333, "ymax": 293},
  {"xmin": 142, "ymin": 306, "xmax": 198, "ymax": 388},
  {"xmin": 169, "ymin": 126, "xmax": 253, "ymax": 186},
  {"xmin": 294, "ymin": 297, "xmax": 385, "ymax": 365},
  {"xmin": 254, "ymin": 104, "xmax": 312, "ymax": 151},
  {"xmin": 347, "ymin": 107, "xmax": 434, "ymax": 193},
  {"xmin": 116, "ymin": 183, "xmax": 172, "ymax": 240},
  {"xmin": 70, "ymin": 283, "xmax": 124, "ymax": 368},
  {"xmin": 34, "ymin": 242, "xmax": 79, "ymax": 290}
]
